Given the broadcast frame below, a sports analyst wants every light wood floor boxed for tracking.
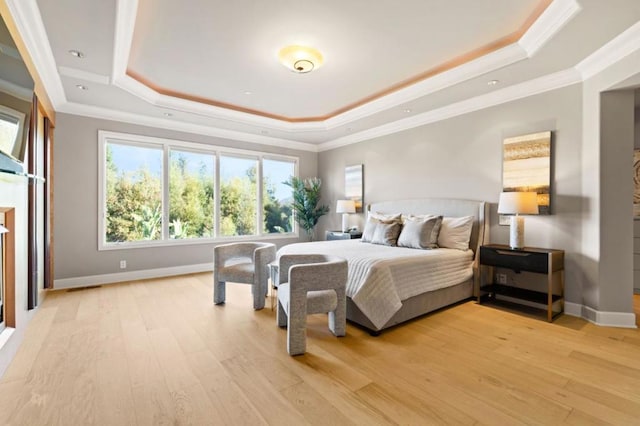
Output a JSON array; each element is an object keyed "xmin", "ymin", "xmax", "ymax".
[{"xmin": 1, "ymin": 275, "xmax": 639, "ymax": 425}]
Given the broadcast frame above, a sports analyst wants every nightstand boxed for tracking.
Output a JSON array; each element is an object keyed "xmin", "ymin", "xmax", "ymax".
[
  {"xmin": 326, "ymin": 230, "xmax": 363, "ymax": 240},
  {"xmin": 478, "ymin": 244, "xmax": 564, "ymax": 322}
]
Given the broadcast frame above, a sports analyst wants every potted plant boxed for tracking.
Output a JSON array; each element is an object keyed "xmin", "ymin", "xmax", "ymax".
[{"xmin": 284, "ymin": 177, "xmax": 329, "ymax": 241}]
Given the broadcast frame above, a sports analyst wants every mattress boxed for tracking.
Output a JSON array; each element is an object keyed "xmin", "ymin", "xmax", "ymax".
[{"xmin": 277, "ymin": 240, "xmax": 473, "ymax": 329}]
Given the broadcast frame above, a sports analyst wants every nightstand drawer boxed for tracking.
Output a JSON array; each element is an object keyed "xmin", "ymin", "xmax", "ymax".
[{"xmin": 480, "ymin": 246, "xmax": 548, "ymax": 273}]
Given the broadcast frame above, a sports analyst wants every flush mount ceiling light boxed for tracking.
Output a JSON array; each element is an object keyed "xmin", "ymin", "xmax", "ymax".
[{"xmin": 278, "ymin": 45, "xmax": 323, "ymax": 73}]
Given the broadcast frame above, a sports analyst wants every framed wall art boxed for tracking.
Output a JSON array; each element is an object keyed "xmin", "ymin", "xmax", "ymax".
[
  {"xmin": 345, "ymin": 164, "xmax": 363, "ymax": 213},
  {"xmin": 500, "ymin": 131, "xmax": 551, "ymax": 224}
]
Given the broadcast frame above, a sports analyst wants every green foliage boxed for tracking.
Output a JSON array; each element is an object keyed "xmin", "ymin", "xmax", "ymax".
[
  {"xmin": 105, "ymin": 145, "xmax": 295, "ymax": 242},
  {"xmin": 106, "ymin": 145, "xmax": 162, "ymax": 242},
  {"xmin": 284, "ymin": 176, "xmax": 329, "ymax": 240},
  {"xmin": 168, "ymin": 154, "xmax": 214, "ymax": 239},
  {"xmin": 263, "ymin": 176, "xmax": 293, "ymax": 233},
  {"xmin": 220, "ymin": 174, "xmax": 257, "ymax": 236}
]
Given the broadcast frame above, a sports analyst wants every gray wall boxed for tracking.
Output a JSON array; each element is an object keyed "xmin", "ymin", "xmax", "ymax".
[
  {"xmin": 53, "ymin": 114, "xmax": 318, "ymax": 280},
  {"xmin": 317, "ymin": 85, "xmax": 585, "ymax": 304},
  {"xmin": 599, "ymin": 91, "xmax": 635, "ymax": 312},
  {"xmin": 581, "ymin": 48, "xmax": 640, "ymax": 317}
]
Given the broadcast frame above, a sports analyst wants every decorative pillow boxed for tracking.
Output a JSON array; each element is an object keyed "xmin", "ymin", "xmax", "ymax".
[
  {"xmin": 438, "ymin": 216, "xmax": 474, "ymax": 250},
  {"xmin": 397, "ymin": 215, "xmax": 443, "ymax": 249},
  {"xmin": 361, "ymin": 217, "xmax": 380, "ymax": 242},
  {"xmin": 362, "ymin": 212, "xmax": 402, "ymax": 242},
  {"xmin": 371, "ymin": 221, "xmax": 402, "ymax": 246}
]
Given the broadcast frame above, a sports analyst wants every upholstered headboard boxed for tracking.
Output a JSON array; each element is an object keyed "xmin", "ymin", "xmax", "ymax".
[{"xmin": 367, "ymin": 198, "xmax": 489, "ymax": 258}]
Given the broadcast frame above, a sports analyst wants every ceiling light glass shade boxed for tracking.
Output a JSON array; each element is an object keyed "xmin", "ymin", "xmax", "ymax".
[{"xmin": 278, "ymin": 45, "xmax": 323, "ymax": 73}]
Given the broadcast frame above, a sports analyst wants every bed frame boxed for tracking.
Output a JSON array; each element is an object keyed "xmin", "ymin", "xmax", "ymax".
[{"xmin": 347, "ymin": 198, "xmax": 489, "ymax": 334}]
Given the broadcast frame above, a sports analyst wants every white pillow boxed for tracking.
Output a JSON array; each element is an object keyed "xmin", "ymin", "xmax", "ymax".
[{"xmin": 438, "ymin": 216, "xmax": 474, "ymax": 250}]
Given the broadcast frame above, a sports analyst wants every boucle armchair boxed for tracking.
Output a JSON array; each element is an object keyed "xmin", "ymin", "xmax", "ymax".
[
  {"xmin": 213, "ymin": 242, "xmax": 276, "ymax": 310},
  {"xmin": 276, "ymin": 254, "xmax": 348, "ymax": 355}
]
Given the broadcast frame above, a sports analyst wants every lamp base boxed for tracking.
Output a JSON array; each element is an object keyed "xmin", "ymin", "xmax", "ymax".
[
  {"xmin": 342, "ymin": 214, "xmax": 349, "ymax": 233},
  {"xmin": 509, "ymin": 215, "xmax": 525, "ymax": 249}
]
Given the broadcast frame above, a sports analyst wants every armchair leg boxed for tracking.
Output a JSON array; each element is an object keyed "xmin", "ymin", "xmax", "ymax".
[
  {"xmin": 328, "ymin": 290, "xmax": 346, "ymax": 337},
  {"xmin": 287, "ymin": 314, "xmax": 307, "ymax": 356},
  {"xmin": 277, "ymin": 300, "xmax": 287, "ymax": 328},
  {"xmin": 252, "ymin": 283, "xmax": 265, "ymax": 310},
  {"xmin": 214, "ymin": 281, "xmax": 226, "ymax": 305}
]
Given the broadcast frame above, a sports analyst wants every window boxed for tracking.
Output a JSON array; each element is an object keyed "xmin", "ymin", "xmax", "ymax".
[
  {"xmin": 169, "ymin": 149, "xmax": 215, "ymax": 239},
  {"xmin": 105, "ymin": 142, "xmax": 163, "ymax": 243},
  {"xmin": 98, "ymin": 131, "xmax": 298, "ymax": 249},
  {"xmin": 219, "ymin": 155, "xmax": 258, "ymax": 237},
  {"xmin": 263, "ymin": 158, "xmax": 295, "ymax": 234}
]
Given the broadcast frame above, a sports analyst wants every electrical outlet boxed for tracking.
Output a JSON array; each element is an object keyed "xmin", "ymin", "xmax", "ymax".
[
  {"xmin": 496, "ymin": 273, "xmax": 507, "ymax": 284},
  {"xmin": 120, "ymin": 260, "xmax": 127, "ymax": 269}
]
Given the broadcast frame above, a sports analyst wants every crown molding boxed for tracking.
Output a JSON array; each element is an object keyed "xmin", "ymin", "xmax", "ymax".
[
  {"xmin": 575, "ymin": 20, "xmax": 640, "ymax": 80},
  {"xmin": 109, "ymin": 0, "xmax": 580, "ymax": 133},
  {"xmin": 4, "ymin": 0, "xmax": 66, "ymax": 108},
  {"xmin": 318, "ymin": 68, "xmax": 582, "ymax": 152},
  {"xmin": 9, "ymin": 0, "xmax": 637, "ymax": 153},
  {"xmin": 111, "ymin": 0, "xmax": 137, "ymax": 79},
  {"xmin": 518, "ymin": 0, "xmax": 581, "ymax": 56},
  {"xmin": 57, "ymin": 101, "xmax": 319, "ymax": 152},
  {"xmin": 324, "ymin": 43, "xmax": 529, "ymax": 130},
  {"xmin": 58, "ymin": 66, "xmax": 110, "ymax": 85},
  {"xmin": 0, "ymin": 78, "xmax": 32, "ymax": 101}
]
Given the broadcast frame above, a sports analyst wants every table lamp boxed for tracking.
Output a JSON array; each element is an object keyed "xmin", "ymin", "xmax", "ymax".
[
  {"xmin": 336, "ymin": 199, "xmax": 356, "ymax": 232},
  {"xmin": 497, "ymin": 192, "xmax": 539, "ymax": 249}
]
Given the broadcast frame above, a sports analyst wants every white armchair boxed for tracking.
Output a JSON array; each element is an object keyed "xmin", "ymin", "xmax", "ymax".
[
  {"xmin": 213, "ymin": 242, "xmax": 276, "ymax": 310},
  {"xmin": 276, "ymin": 254, "xmax": 348, "ymax": 355}
]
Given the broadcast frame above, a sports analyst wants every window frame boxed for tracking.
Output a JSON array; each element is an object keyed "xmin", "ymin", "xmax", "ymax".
[{"xmin": 98, "ymin": 130, "xmax": 299, "ymax": 251}]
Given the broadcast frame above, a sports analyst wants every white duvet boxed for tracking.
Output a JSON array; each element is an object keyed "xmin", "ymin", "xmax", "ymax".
[{"xmin": 277, "ymin": 240, "xmax": 474, "ymax": 329}]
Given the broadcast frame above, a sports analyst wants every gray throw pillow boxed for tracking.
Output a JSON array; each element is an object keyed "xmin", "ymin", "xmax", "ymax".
[
  {"xmin": 397, "ymin": 215, "xmax": 443, "ymax": 249},
  {"xmin": 371, "ymin": 221, "xmax": 402, "ymax": 246}
]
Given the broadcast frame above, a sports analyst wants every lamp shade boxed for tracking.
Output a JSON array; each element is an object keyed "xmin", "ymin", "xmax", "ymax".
[
  {"xmin": 497, "ymin": 192, "xmax": 539, "ymax": 215},
  {"xmin": 336, "ymin": 199, "xmax": 356, "ymax": 214}
]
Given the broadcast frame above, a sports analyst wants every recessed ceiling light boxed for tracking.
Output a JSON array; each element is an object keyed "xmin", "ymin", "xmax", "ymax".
[
  {"xmin": 244, "ymin": 91, "xmax": 252, "ymax": 95},
  {"xmin": 487, "ymin": 80, "xmax": 499, "ymax": 86},
  {"xmin": 403, "ymin": 108, "xmax": 412, "ymax": 113},
  {"xmin": 163, "ymin": 112, "xmax": 173, "ymax": 117},
  {"xmin": 260, "ymin": 130, "xmax": 269, "ymax": 135},
  {"xmin": 346, "ymin": 127, "xmax": 353, "ymax": 132},
  {"xmin": 75, "ymin": 84, "xmax": 88, "ymax": 90},
  {"xmin": 69, "ymin": 49, "xmax": 84, "ymax": 58}
]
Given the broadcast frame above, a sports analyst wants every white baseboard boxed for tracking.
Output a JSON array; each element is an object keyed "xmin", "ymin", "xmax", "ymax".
[
  {"xmin": 53, "ymin": 263, "xmax": 214, "ymax": 290},
  {"xmin": 564, "ymin": 301, "xmax": 637, "ymax": 328}
]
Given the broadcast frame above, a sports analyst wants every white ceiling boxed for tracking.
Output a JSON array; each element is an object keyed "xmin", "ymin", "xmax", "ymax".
[{"xmin": 5, "ymin": 0, "xmax": 640, "ymax": 150}]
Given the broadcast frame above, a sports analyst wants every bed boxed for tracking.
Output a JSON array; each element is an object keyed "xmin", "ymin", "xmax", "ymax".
[{"xmin": 277, "ymin": 198, "xmax": 489, "ymax": 333}]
